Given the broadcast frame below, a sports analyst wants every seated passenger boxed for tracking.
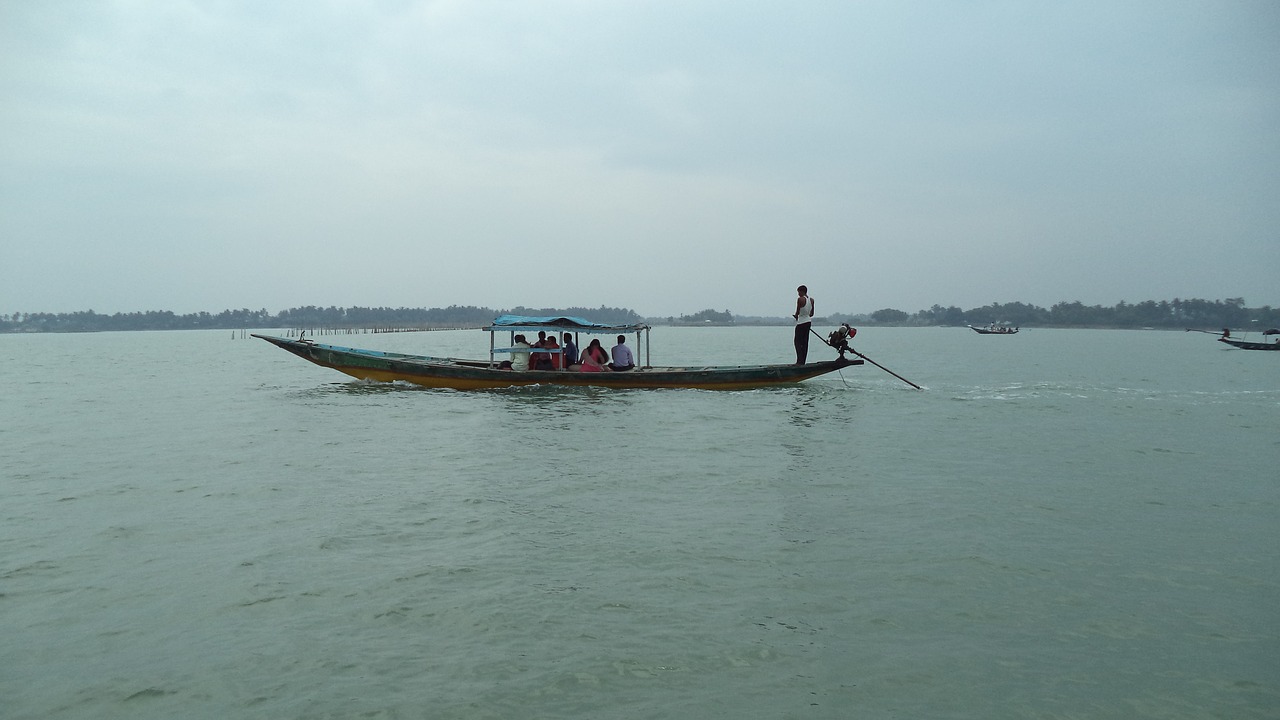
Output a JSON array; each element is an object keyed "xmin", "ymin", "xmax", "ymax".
[
  {"xmin": 579, "ymin": 339, "xmax": 611, "ymax": 372},
  {"xmin": 530, "ymin": 331, "xmax": 550, "ymax": 370},
  {"xmin": 561, "ymin": 333, "xmax": 579, "ymax": 367},
  {"xmin": 510, "ymin": 334, "xmax": 531, "ymax": 371},
  {"xmin": 540, "ymin": 335, "xmax": 562, "ymax": 370},
  {"xmin": 609, "ymin": 334, "xmax": 635, "ymax": 371}
]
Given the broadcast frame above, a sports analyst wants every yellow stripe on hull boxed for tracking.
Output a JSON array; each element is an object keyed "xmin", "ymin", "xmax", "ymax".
[
  {"xmin": 330, "ymin": 366, "xmax": 841, "ymax": 390},
  {"xmin": 332, "ymin": 367, "xmax": 550, "ymax": 390}
]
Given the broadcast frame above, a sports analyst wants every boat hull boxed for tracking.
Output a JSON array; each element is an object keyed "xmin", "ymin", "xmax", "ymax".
[
  {"xmin": 254, "ymin": 335, "xmax": 862, "ymax": 389},
  {"xmin": 1218, "ymin": 337, "xmax": 1280, "ymax": 351}
]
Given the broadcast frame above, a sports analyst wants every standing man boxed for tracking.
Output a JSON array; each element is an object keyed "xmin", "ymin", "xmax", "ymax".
[
  {"xmin": 609, "ymin": 335, "xmax": 635, "ymax": 371},
  {"xmin": 793, "ymin": 285, "xmax": 814, "ymax": 365}
]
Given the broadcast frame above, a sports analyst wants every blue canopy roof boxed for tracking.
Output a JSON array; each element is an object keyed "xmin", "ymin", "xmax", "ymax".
[{"xmin": 484, "ymin": 315, "xmax": 650, "ymax": 333}]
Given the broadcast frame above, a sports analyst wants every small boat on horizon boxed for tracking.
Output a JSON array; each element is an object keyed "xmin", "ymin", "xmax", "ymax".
[
  {"xmin": 254, "ymin": 314, "xmax": 864, "ymax": 390},
  {"xmin": 968, "ymin": 324, "xmax": 1019, "ymax": 335}
]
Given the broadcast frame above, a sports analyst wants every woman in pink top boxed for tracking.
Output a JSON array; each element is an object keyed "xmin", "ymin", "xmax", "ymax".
[{"xmin": 578, "ymin": 339, "xmax": 611, "ymax": 372}]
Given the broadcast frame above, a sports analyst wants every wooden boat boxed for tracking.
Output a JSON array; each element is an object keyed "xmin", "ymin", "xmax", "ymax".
[
  {"xmin": 1217, "ymin": 328, "xmax": 1280, "ymax": 351},
  {"xmin": 253, "ymin": 315, "xmax": 862, "ymax": 390},
  {"xmin": 968, "ymin": 324, "xmax": 1019, "ymax": 335}
]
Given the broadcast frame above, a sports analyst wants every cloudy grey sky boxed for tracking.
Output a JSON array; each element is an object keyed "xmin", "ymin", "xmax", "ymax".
[{"xmin": 2, "ymin": 1, "xmax": 1277, "ymax": 318}]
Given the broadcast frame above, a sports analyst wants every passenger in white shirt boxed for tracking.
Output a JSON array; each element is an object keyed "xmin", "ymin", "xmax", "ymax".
[
  {"xmin": 510, "ymin": 334, "xmax": 532, "ymax": 371},
  {"xmin": 609, "ymin": 335, "xmax": 635, "ymax": 371}
]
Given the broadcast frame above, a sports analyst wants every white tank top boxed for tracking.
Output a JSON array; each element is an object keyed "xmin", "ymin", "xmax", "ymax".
[{"xmin": 796, "ymin": 296, "xmax": 814, "ymax": 325}]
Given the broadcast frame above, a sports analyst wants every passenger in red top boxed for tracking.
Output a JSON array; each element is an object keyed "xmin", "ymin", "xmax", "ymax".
[
  {"xmin": 542, "ymin": 335, "xmax": 562, "ymax": 369},
  {"xmin": 530, "ymin": 331, "xmax": 552, "ymax": 370}
]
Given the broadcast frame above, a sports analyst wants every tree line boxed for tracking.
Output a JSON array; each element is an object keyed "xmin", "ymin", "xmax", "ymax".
[
  {"xmin": 840, "ymin": 297, "xmax": 1279, "ymax": 330},
  {"xmin": 0, "ymin": 305, "xmax": 645, "ymax": 333},
  {"xmin": 668, "ymin": 298, "xmax": 1279, "ymax": 331},
  {"xmin": 2, "ymin": 298, "xmax": 1276, "ymax": 334}
]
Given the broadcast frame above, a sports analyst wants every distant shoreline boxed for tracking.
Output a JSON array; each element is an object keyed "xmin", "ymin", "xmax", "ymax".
[{"xmin": 3, "ymin": 297, "xmax": 1275, "ymax": 334}]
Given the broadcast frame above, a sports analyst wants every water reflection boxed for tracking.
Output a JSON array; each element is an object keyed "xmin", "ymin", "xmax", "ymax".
[
  {"xmin": 310, "ymin": 380, "xmax": 416, "ymax": 396},
  {"xmin": 788, "ymin": 391, "xmax": 820, "ymax": 429},
  {"xmin": 787, "ymin": 384, "xmax": 861, "ymax": 429}
]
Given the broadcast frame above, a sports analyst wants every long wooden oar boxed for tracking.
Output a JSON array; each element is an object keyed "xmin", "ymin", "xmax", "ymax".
[
  {"xmin": 851, "ymin": 349, "xmax": 921, "ymax": 389},
  {"xmin": 810, "ymin": 327, "xmax": 921, "ymax": 390}
]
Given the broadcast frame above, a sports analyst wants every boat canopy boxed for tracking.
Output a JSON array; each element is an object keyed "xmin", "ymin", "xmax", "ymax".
[{"xmin": 484, "ymin": 314, "xmax": 651, "ymax": 334}]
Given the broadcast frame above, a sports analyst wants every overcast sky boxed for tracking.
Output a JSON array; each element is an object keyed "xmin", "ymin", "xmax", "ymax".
[{"xmin": 2, "ymin": 1, "xmax": 1277, "ymax": 318}]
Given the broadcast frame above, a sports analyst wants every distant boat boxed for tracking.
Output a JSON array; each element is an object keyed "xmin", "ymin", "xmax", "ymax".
[
  {"xmin": 254, "ymin": 314, "xmax": 863, "ymax": 390},
  {"xmin": 968, "ymin": 324, "xmax": 1019, "ymax": 335},
  {"xmin": 1217, "ymin": 328, "xmax": 1280, "ymax": 351}
]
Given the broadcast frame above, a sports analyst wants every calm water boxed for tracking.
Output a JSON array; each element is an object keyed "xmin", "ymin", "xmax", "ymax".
[{"xmin": 2, "ymin": 326, "xmax": 1277, "ymax": 719}]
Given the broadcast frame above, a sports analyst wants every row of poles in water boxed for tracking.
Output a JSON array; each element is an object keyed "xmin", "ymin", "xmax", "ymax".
[{"xmin": 230, "ymin": 326, "xmax": 474, "ymax": 339}]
